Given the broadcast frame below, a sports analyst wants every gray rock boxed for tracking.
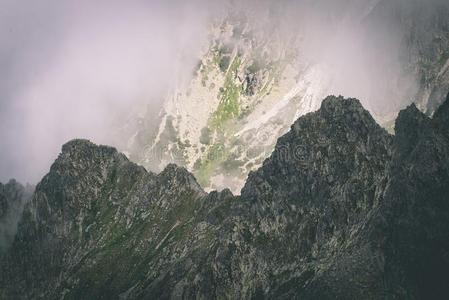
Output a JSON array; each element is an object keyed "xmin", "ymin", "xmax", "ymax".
[
  {"xmin": 1, "ymin": 95, "xmax": 449, "ymax": 299},
  {"xmin": 0, "ymin": 179, "xmax": 33, "ymax": 252}
]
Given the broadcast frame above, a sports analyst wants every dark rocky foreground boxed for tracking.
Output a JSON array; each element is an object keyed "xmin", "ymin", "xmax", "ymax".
[{"xmin": 1, "ymin": 95, "xmax": 449, "ymax": 299}]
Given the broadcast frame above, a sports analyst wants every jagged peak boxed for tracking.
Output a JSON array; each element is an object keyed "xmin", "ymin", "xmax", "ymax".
[
  {"xmin": 392, "ymin": 102, "xmax": 433, "ymax": 157},
  {"xmin": 160, "ymin": 163, "xmax": 195, "ymax": 179},
  {"xmin": 312, "ymin": 95, "xmax": 381, "ymax": 131},
  {"xmin": 60, "ymin": 139, "xmax": 119, "ymax": 157},
  {"xmin": 319, "ymin": 95, "xmax": 367, "ymax": 118},
  {"xmin": 49, "ymin": 140, "xmax": 203, "ymax": 198},
  {"xmin": 399, "ymin": 102, "xmax": 421, "ymax": 115},
  {"xmin": 53, "ymin": 139, "xmax": 130, "ymax": 173},
  {"xmin": 159, "ymin": 163, "xmax": 205, "ymax": 194},
  {"xmin": 61, "ymin": 138, "xmax": 94, "ymax": 150},
  {"xmin": 37, "ymin": 139, "xmax": 143, "ymax": 198},
  {"xmin": 219, "ymin": 188, "xmax": 234, "ymax": 198},
  {"xmin": 320, "ymin": 95, "xmax": 364, "ymax": 112},
  {"xmin": 395, "ymin": 102, "xmax": 431, "ymax": 133},
  {"xmin": 242, "ymin": 95, "xmax": 391, "ymax": 201},
  {"xmin": 288, "ymin": 95, "xmax": 385, "ymax": 138}
]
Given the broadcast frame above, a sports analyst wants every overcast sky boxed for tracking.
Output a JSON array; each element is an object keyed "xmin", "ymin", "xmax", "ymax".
[
  {"xmin": 0, "ymin": 0, "xmax": 446, "ymax": 184},
  {"xmin": 0, "ymin": 0, "xmax": 222, "ymax": 183}
]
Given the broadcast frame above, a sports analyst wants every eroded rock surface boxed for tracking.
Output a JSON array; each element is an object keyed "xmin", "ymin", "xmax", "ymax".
[{"xmin": 1, "ymin": 95, "xmax": 449, "ymax": 299}]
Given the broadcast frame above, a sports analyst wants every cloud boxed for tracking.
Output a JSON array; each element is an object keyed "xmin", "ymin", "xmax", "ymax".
[
  {"xmin": 0, "ymin": 0, "xmax": 447, "ymax": 183},
  {"xmin": 0, "ymin": 0, "xmax": 219, "ymax": 183}
]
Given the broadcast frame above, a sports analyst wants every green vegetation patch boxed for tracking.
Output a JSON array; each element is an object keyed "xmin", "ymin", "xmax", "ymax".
[
  {"xmin": 193, "ymin": 143, "xmax": 227, "ymax": 186},
  {"xmin": 210, "ymin": 55, "xmax": 242, "ymax": 130}
]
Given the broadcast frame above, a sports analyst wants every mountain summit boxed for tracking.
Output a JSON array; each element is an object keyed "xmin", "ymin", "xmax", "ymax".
[{"xmin": 1, "ymin": 95, "xmax": 449, "ymax": 299}]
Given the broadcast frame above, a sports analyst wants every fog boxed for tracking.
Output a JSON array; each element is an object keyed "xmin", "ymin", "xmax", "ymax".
[
  {"xmin": 0, "ymin": 0, "xmax": 219, "ymax": 183},
  {"xmin": 0, "ymin": 0, "xmax": 446, "ymax": 184}
]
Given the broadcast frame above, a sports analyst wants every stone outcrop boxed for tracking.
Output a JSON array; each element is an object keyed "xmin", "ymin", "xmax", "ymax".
[{"xmin": 1, "ymin": 95, "xmax": 449, "ymax": 299}]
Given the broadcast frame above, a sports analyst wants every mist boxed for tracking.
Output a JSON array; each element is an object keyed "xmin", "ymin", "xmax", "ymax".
[
  {"xmin": 0, "ymin": 0, "xmax": 220, "ymax": 183},
  {"xmin": 0, "ymin": 0, "xmax": 446, "ymax": 184}
]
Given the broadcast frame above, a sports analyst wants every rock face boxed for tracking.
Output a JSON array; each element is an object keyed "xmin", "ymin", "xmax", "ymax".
[
  {"xmin": 126, "ymin": 9, "xmax": 317, "ymax": 193},
  {"xmin": 0, "ymin": 179, "xmax": 33, "ymax": 252},
  {"xmin": 1, "ymin": 95, "xmax": 449, "ymax": 299},
  {"xmin": 124, "ymin": 1, "xmax": 449, "ymax": 193}
]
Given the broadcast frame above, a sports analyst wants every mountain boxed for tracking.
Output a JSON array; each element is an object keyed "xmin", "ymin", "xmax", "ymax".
[
  {"xmin": 124, "ymin": 0, "xmax": 449, "ymax": 193},
  {"xmin": 367, "ymin": 0, "xmax": 449, "ymax": 113},
  {"xmin": 1, "ymin": 94, "xmax": 448, "ymax": 299},
  {"xmin": 125, "ymin": 9, "xmax": 315, "ymax": 193},
  {"xmin": 0, "ymin": 179, "xmax": 33, "ymax": 252}
]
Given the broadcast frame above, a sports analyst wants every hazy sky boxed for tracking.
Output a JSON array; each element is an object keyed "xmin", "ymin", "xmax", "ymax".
[
  {"xmin": 0, "ymin": 0, "xmax": 221, "ymax": 183},
  {"xmin": 0, "ymin": 0, "xmax": 445, "ymax": 184}
]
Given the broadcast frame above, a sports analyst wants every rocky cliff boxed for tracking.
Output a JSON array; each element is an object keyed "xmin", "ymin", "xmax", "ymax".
[
  {"xmin": 125, "ymin": 1, "xmax": 449, "ymax": 193},
  {"xmin": 1, "ymin": 94, "xmax": 449, "ymax": 299},
  {"xmin": 0, "ymin": 179, "xmax": 33, "ymax": 252}
]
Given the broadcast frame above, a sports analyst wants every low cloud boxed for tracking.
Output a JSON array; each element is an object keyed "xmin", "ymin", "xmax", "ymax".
[
  {"xmin": 0, "ymin": 0, "xmax": 218, "ymax": 183},
  {"xmin": 0, "ymin": 0, "xmax": 446, "ymax": 183}
]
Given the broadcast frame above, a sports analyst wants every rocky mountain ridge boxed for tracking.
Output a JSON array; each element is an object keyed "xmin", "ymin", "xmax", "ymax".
[
  {"xmin": 125, "ymin": 0, "xmax": 449, "ymax": 193},
  {"xmin": 1, "ymin": 94, "xmax": 448, "ymax": 299}
]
